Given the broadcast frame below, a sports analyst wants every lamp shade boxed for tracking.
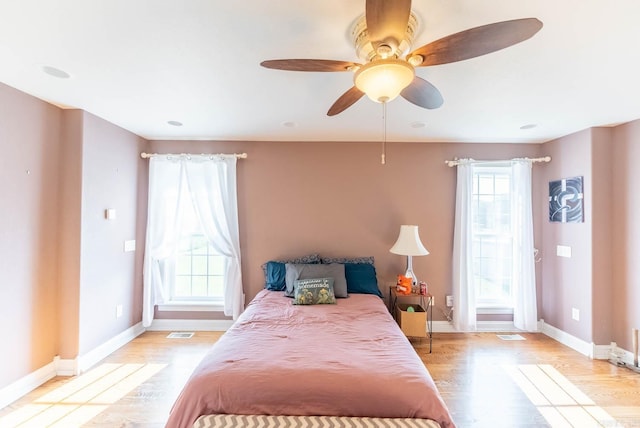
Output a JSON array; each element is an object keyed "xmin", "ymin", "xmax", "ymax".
[
  {"xmin": 389, "ymin": 225, "xmax": 429, "ymax": 256},
  {"xmin": 354, "ymin": 59, "xmax": 415, "ymax": 103}
]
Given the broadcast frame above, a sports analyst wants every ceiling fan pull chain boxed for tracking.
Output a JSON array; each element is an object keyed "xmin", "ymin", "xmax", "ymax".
[{"xmin": 381, "ymin": 101, "xmax": 387, "ymax": 165}]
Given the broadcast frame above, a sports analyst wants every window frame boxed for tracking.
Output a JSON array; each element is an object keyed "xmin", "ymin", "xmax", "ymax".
[
  {"xmin": 472, "ymin": 164, "xmax": 514, "ymax": 309},
  {"xmin": 160, "ymin": 188, "xmax": 226, "ymax": 309},
  {"xmin": 172, "ymin": 232, "xmax": 226, "ymax": 303}
]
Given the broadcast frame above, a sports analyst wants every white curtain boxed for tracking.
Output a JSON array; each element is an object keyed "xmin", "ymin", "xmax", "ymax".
[
  {"xmin": 184, "ymin": 157, "xmax": 243, "ymax": 320},
  {"xmin": 142, "ymin": 155, "xmax": 242, "ymax": 327},
  {"xmin": 452, "ymin": 159, "xmax": 538, "ymax": 332},
  {"xmin": 142, "ymin": 159, "xmax": 184, "ymax": 327},
  {"xmin": 452, "ymin": 161, "xmax": 476, "ymax": 331},
  {"xmin": 511, "ymin": 160, "xmax": 538, "ymax": 331}
]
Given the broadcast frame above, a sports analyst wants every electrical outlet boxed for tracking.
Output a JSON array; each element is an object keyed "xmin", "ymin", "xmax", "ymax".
[
  {"xmin": 428, "ymin": 297, "xmax": 435, "ymax": 306},
  {"xmin": 572, "ymin": 307, "xmax": 579, "ymax": 321},
  {"xmin": 116, "ymin": 304, "xmax": 123, "ymax": 319},
  {"xmin": 446, "ymin": 295, "xmax": 453, "ymax": 307}
]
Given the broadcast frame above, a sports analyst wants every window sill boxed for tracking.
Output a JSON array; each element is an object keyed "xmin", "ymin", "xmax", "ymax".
[
  {"xmin": 476, "ymin": 307, "xmax": 513, "ymax": 315},
  {"xmin": 157, "ymin": 302, "xmax": 224, "ymax": 312}
]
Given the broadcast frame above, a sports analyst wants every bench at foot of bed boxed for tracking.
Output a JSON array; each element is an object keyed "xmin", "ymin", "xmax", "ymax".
[{"xmin": 194, "ymin": 414, "xmax": 442, "ymax": 428}]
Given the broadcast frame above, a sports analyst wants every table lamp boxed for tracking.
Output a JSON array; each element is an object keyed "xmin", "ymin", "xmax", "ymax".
[{"xmin": 390, "ymin": 225, "xmax": 429, "ymax": 286}]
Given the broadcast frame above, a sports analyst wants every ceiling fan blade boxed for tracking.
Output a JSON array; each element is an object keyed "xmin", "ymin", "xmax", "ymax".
[
  {"xmin": 327, "ymin": 86, "xmax": 365, "ymax": 116},
  {"xmin": 409, "ymin": 18, "xmax": 543, "ymax": 66},
  {"xmin": 260, "ymin": 59, "xmax": 358, "ymax": 72},
  {"xmin": 400, "ymin": 77, "xmax": 444, "ymax": 109},
  {"xmin": 366, "ymin": 0, "xmax": 411, "ymax": 53}
]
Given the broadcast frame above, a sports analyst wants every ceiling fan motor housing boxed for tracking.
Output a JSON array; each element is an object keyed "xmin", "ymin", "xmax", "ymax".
[{"xmin": 351, "ymin": 12, "xmax": 419, "ymax": 61}]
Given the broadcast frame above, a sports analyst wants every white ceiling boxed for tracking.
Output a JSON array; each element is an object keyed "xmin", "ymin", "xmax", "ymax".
[{"xmin": 1, "ymin": 1, "xmax": 640, "ymax": 144}]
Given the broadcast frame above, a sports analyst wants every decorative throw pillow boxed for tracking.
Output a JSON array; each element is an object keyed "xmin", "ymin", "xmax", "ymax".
[
  {"xmin": 321, "ymin": 256, "xmax": 374, "ymax": 265},
  {"xmin": 293, "ymin": 278, "xmax": 336, "ymax": 305},
  {"xmin": 344, "ymin": 263, "xmax": 382, "ymax": 297},
  {"xmin": 285, "ymin": 263, "xmax": 348, "ymax": 298},
  {"xmin": 261, "ymin": 254, "xmax": 321, "ymax": 290},
  {"xmin": 264, "ymin": 261, "xmax": 286, "ymax": 291}
]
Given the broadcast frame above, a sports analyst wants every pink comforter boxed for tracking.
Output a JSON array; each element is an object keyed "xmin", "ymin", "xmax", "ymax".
[{"xmin": 166, "ymin": 290, "xmax": 455, "ymax": 428}]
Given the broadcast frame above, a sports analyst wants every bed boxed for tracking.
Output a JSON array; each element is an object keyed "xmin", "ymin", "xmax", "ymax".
[{"xmin": 166, "ymin": 289, "xmax": 455, "ymax": 428}]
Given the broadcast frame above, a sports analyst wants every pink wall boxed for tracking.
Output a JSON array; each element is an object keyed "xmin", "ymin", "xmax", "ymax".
[
  {"xmin": 77, "ymin": 112, "xmax": 148, "ymax": 355},
  {"xmin": 57, "ymin": 110, "xmax": 148, "ymax": 359},
  {"xmin": 57, "ymin": 110, "xmax": 84, "ymax": 359},
  {"xmin": 0, "ymin": 83, "xmax": 61, "ymax": 386},
  {"xmin": 538, "ymin": 126, "xmax": 638, "ymax": 349},
  {"xmin": 612, "ymin": 119, "xmax": 640, "ymax": 351},
  {"xmin": 0, "ymin": 83, "xmax": 149, "ymax": 391},
  {"xmin": 149, "ymin": 140, "xmax": 543, "ymax": 320},
  {"xmin": 591, "ymin": 128, "xmax": 614, "ymax": 345},
  {"xmin": 540, "ymin": 129, "xmax": 594, "ymax": 341}
]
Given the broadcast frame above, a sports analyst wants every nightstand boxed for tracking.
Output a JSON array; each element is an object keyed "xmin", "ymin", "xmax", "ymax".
[{"xmin": 389, "ymin": 286, "xmax": 433, "ymax": 352}]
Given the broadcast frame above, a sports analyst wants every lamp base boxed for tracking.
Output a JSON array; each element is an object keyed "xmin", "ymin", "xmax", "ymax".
[{"xmin": 405, "ymin": 256, "xmax": 418, "ymax": 289}]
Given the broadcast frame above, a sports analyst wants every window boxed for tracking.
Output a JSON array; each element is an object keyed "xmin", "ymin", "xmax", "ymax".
[
  {"xmin": 472, "ymin": 165, "xmax": 513, "ymax": 308},
  {"xmin": 171, "ymin": 195, "xmax": 225, "ymax": 303},
  {"xmin": 174, "ymin": 234, "xmax": 226, "ymax": 302},
  {"xmin": 143, "ymin": 155, "xmax": 243, "ymax": 326},
  {"xmin": 453, "ymin": 159, "xmax": 537, "ymax": 331}
]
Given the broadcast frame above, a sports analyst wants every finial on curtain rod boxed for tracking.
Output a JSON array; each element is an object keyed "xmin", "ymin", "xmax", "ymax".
[{"xmin": 444, "ymin": 156, "xmax": 551, "ymax": 167}]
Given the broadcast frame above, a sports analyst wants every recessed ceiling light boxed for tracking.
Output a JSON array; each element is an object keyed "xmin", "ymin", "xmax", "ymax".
[
  {"xmin": 520, "ymin": 123, "xmax": 537, "ymax": 130},
  {"xmin": 167, "ymin": 120, "xmax": 183, "ymax": 127},
  {"xmin": 410, "ymin": 121, "xmax": 426, "ymax": 128},
  {"xmin": 282, "ymin": 121, "xmax": 297, "ymax": 128},
  {"xmin": 42, "ymin": 65, "xmax": 70, "ymax": 79}
]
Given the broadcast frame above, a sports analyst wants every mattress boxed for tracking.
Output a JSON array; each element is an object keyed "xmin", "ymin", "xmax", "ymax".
[{"xmin": 166, "ymin": 289, "xmax": 455, "ymax": 428}]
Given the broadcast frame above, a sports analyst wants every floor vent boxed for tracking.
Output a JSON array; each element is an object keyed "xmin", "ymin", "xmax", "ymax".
[
  {"xmin": 497, "ymin": 334, "xmax": 526, "ymax": 341},
  {"xmin": 167, "ymin": 332, "xmax": 194, "ymax": 339}
]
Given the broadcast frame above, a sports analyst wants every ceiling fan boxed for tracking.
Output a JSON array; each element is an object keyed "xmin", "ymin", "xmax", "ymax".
[{"xmin": 261, "ymin": 0, "xmax": 542, "ymax": 116}]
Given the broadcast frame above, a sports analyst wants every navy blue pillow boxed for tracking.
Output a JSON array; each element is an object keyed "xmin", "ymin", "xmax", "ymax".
[
  {"xmin": 344, "ymin": 263, "xmax": 382, "ymax": 297},
  {"xmin": 265, "ymin": 261, "xmax": 286, "ymax": 291}
]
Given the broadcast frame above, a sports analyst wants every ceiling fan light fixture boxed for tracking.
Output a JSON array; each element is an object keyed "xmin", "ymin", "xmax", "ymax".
[{"xmin": 354, "ymin": 59, "xmax": 415, "ymax": 103}]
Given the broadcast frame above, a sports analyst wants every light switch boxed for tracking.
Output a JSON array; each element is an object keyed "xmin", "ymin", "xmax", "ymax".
[
  {"xmin": 105, "ymin": 209, "xmax": 117, "ymax": 220},
  {"xmin": 556, "ymin": 245, "xmax": 572, "ymax": 258},
  {"xmin": 124, "ymin": 240, "xmax": 136, "ymax": 252}
]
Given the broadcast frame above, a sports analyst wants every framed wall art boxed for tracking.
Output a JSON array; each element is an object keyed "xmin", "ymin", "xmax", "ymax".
[{"xmin": 549, "ymin": 176, "xmax": 584, "ymax": 223}]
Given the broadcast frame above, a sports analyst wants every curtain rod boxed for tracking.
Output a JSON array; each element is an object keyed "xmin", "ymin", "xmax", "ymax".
[
  {"xmin": 140, "ymin": 152, "xmax": 247, "ymax": 159},
  {"xmin": 445, "ymin": 156, "xmax": 551, "ymax": 167}
]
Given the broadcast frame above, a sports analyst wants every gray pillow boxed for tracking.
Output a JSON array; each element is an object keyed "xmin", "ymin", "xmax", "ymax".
[
  {"xmin": 261, "ymin": 253, "xmax": 321, "ymax": 282},
  {"xmin": 285, "ymin": 263, "xmax": 348, "ymax": 298}
]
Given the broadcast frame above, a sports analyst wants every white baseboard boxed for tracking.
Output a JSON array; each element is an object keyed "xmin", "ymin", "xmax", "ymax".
[
  {"xmin": 434, "ymin": 319, "xmax": 612, "ymax": 360},
  {"xmin": 476, "ymin": 321, "xmax": 523, "ymax": 332},
  {"xmin": 0, "ymin": 360, "xmax": 57, "ymax": 410},
  {"xmin": 611, "ymin": 342, "xmax": 639, "ymax": 366},
  {"xmin": 146, "ymin": 318, "xmax": 234, "ymax": 331},
  {"xmin": 432, "ymin": 320, "xmax": 532, "ymax": 333},
  {"xmin": 76, "ymin": 322, "xmax": 145, "ymax": 374},
  {"xmin": 54, "ymin": 356, "xmax": 78, "ymax": 377},
  {"xmin": 432, "ymin": 321, "xmax": 457, "ymax": 333},
  {"xmin": 593, "ymin": 344, "xmax": 613, "ymax": 360},
  {"xmin": 0, "ymin": 318, "xmax": 230, "ymax": 410},
  {"xmin": 0, "ymin": 322, "xmax": 147, "ymax": 410},
  {"xmin": 539, "ymin": 320, "xmax": 612, "ymax": 359}
]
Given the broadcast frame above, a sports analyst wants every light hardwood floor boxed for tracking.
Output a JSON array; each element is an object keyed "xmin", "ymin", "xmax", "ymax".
[{"xmin": 1, "ymin": 331, "xmax": 639, "ymax": 427}]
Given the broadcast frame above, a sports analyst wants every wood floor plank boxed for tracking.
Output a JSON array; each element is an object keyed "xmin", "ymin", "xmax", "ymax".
[
  {"xmin": 412, "ymin": 333, "xmax": 640, "ymax": 427},
  {"xmin": 1, "ymin": 331, "xmax": 639, "ymax": 427}
]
